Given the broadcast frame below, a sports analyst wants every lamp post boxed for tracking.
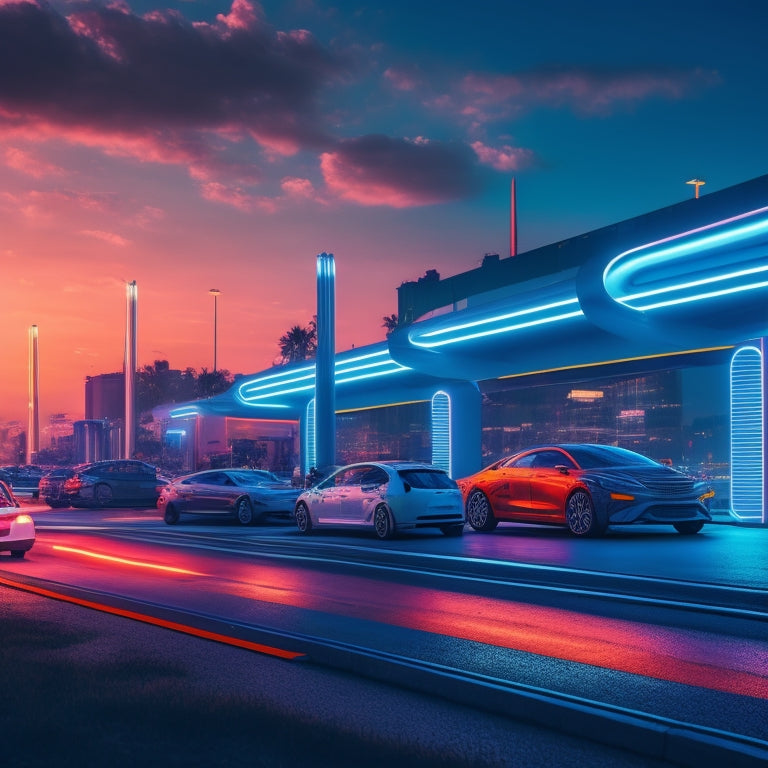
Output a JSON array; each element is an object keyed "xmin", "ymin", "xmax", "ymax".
[
  {"xmin": 209, "ymin": 289, "xmax": 221, "ymax": 372},
  {"xmin": 686, "ymin": 178, "xmax": 705, "ymax": 199}
]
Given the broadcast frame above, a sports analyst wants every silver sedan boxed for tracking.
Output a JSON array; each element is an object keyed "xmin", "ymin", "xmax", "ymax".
[
  {"xmin": 294, "ymin": 461, "xmax": 465, "ymax": 539},
  {"xmin": 158, "ymin": 469, "xmax": 301, "ymax": 525}
]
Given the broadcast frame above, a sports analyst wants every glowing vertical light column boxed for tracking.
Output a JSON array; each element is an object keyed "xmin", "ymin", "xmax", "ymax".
[
  {"xmin": 431, "ymin": 391, "xmax": 451, "ymax": 474},
  {"xmin": 315, "ymin": 253, "xmax": 336, "ymax": 469},
  {"xmin": 730, "ymin": 345, "xmax": 764, "ymax": 522},
  {"xmin": 124, "ymin": 281, "xmax": 138, "ymax": 460},
  {"xmin": 27, "ymin": 324, "xmax": 39, "ymax": 464},
  {"xmin": 305, "ymin": 399, "xmax": 316, "ymax": 475}
]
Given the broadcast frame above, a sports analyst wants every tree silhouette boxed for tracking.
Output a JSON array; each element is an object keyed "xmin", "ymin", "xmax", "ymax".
[
  {"xmin": 278, "ymin": 322, "xmax": 317, "ymax": 364},
  {"xmin": 382, "ymin": 313, "xmax": 398, "ymax": 334}
]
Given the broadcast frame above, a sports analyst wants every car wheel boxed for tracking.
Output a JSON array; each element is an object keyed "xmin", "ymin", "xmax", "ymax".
[
  {"xmin": 295, "ymin": 502, "xmax": 312, "ymax": 534},
  {"xmin": 10, "ymin": 550, "xmax": 25, "ymax": 559},
  {"xmin": 373, "ymin": 505, "xmax": 395, "ymax": 540},
  {"xmin": 466, "ymin": 490, "xmax": 498, "ymax": 532},
  {"xmin": 440, "ymin": 523, "xmax": 465, "ymax": 537},
  {"xmin": 164, "ymin": 504, "xmax": 180, "ymax": 525},
  {"xmin": 236, "ymin": 497, "xmax": 254, "ymax": 526},
  {"xmin": 565, "ymin": 490, "xmax": 605, "ymax": 537},
  {"xmin": 94, "ymin": 483, "xmax": 113, "ymax": 507},
  {"xmin": 673, "ymin": 520, "xmax": 704, "ymax": 535}
]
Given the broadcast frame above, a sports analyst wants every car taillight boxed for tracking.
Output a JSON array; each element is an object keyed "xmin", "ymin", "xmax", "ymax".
[
  {"xmin": 15, "ymin": 514, "xmax": 33, "ymax": 524},
  {"xmin": 64, "ymin": 477, "xmax": 83, "ymax": 491}
]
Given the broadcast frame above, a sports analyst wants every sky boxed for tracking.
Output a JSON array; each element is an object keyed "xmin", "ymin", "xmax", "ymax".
[{"xmin": 2, "ymin": 0, "xmax": 767, "ymax": 427}]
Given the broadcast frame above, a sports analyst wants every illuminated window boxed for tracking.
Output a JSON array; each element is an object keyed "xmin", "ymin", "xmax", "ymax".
[
  {"xmin": 730, "ymin": 346, "xmax": 764, "ymax": 522},
  {"xmin": 432, "ymin": 391, "xmax": 451, "ymax": 474}
]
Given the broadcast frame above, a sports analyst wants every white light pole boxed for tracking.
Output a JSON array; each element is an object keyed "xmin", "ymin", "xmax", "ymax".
[{"xmin": 209, "ymin": 289, "xmax": 221, "ymax": 372}]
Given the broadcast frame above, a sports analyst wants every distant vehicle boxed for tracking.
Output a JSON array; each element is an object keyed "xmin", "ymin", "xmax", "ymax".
[
  {"xmin": 63, "ymin": 460, "xmax": 165, "ymax": 508},
  {"xmin": 0, "ymin": 480, "xmax": 35, "ymax": 558},
  {"xmin": 0, "ymin": 465, "xmax": 45, "ymax": 493},
  {"xmin": 294, "ymin": 461, "xmax": 465, "ymax": 539},
  {"xmin": 456, "ymin": 443, "xmax": 713, "ymax": 538},
  {"xmin": 158, "ymin": 469, "xmax": 302, "ymax": 525},
  {"xmin": 38, "ymin": 467, "xmax": 76, "ymax": 508}
]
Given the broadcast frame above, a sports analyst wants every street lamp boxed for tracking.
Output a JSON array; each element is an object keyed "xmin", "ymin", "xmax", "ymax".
[
  {"xmin": 686, "ymin": 178, "xmax": 705, "ymax": 199},
  {"xmin": 209, "ymin": 288, "xmax": 221, "ymax": 372}
]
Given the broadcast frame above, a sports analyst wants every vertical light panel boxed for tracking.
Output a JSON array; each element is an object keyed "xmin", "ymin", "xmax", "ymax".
[
  {"xmin": 305, "ymin": 399, "xmax": 316, "ymax": 471},
  {"xmin": 27, "ymin": 324, "xmax": 39, "ymax": 464},
  {"xmin": 730, "ymin": 345, "xmax": 764, "ymax": 521},
  {"xmin": 431, "ymin": 391, "xmax": 452, "ymax": 475}
]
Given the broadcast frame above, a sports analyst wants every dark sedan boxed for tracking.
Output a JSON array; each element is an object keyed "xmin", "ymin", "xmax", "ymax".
[
  {"xmin": 456, "ymin": 444, "xmax": 713, "ymax": 537},
  {"xmin": 39, "ymin": 467, "xmax": 75, "ymax": 508},
  {"xmin": 63, "ymin": 460, "xmax": 165, "ymax": 508},
  {"xmin": 158, "ymin": 469, "xmax": 302, "ymax": 525}
]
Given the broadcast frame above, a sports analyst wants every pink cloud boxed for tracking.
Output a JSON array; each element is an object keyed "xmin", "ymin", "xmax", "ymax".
[
  {"xmin": 80, "ymin": 229, "xmax": 130, "ymax": 246},
  {"xmin": 471, "ymin": 141, "xmax": 533, "ymax": 172},
  {"xmin": 4, "ymin": 146, "xmax": 64, "ymax": 178}
]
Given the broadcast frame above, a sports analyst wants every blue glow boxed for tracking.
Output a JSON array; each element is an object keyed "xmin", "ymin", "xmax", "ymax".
[
  {"xmin": 431, "ymin": 391, "xmax": 451, "ymax": 474},
  {"xmin": 305, "ymin": 399, "xmax": 316, "ymax": 470},
  {"xmin": 409, "ymin": 298, "xmax": 583, "ymax": 348},
  {"xmin": 236, "ymin": 349, "xmax": 410, "ymax": 404},
  {"xmin": 166, "ymin": 429, "xmax": 187, "ymax": 436},
  {"xmin": 170, "ymin": 407, "xmax": 199, "ymax": 418},
  {"xmin": 604, "ymin": 207, "xmax": 768, "ymax": 311},
  {"xmin": 730, "ymin": 346, "xmax": 764, "ymax": 522}
]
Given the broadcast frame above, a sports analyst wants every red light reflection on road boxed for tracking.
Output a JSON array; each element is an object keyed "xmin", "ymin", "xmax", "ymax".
[
  {"xmin": 51, "ymin": 544, "xmax": 203, "ymax": 575},
  {"xmin": 27, "ymin": 534, "xmax": 768, "ymax": 700}
]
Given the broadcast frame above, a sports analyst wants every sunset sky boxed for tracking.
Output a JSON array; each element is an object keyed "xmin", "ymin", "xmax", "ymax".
[{"xmin": 2, "ymin": 0, "xmax": 767, "ymax": 427}]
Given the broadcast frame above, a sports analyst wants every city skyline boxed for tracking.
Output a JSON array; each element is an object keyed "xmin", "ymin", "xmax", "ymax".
[{"xmin": 3, "ymin": 0, "xmax": 767, "ymax": 425}]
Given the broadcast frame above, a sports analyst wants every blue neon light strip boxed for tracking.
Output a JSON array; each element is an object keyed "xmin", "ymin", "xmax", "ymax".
[
  {"xmin": 305, "ymin": 399, "xmax": 316, "ymax": 470},
  {"xmin": 408, "ymin": 298, "xmax": 583, "ymax": 348},
  {"xmin": 170, "ymin": 407, "xmax": 199, "ymax": 418},
  {"xmin": 605, "ymin": 207, "xmax": 768, "ymax": 311},
  {"xmin": 730, "ymin": 346, "xmax": 764, "ymax": 522},
  {"xmin": 236, "ymin": 349, "xmax": 410, "ymax": 404}
]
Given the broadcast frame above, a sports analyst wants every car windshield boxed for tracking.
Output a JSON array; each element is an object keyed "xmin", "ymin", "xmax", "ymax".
[
  {"xmin": 565, "ymin": 445, "xmax": 659, "ymax": 469},
  {"xmin": 398, "ymin": 469, "xmax": 457, "ymax": 489}
]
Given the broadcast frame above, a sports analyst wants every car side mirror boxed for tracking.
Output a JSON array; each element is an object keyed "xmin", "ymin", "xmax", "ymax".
[{"xmin": 555, "ymin": 465, "xmax": 570, "ymax": 475}]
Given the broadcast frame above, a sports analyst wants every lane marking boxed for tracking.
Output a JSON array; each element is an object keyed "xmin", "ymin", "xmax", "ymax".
[{"xmin": 0, "ymin": 574, "xmax": 305, "ymax": 661}]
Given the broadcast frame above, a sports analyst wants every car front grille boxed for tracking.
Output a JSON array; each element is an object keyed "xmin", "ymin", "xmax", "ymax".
[{"xmin": 633, "ymin": 474, "xmax": 695, "ymax": 497}]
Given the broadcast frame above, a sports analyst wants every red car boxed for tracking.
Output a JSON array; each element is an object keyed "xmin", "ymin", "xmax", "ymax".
[{"xmin": 456, "ymin": 444, "xmax": 713, "ymax": 537}]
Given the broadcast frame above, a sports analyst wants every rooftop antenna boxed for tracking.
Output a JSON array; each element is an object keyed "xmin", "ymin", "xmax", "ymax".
[{"xmin": 686, "ymin": 178, "xmax": 705, "ymax": 199}]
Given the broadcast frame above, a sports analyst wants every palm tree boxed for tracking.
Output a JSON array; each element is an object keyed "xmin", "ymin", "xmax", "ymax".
[
  {"xmin": 278, "ymin": 324, "xmax": 317, "ymax": 364},
  {"xmin": 382, "ymin": 314, "xmax": 398, "ymax": 334}
]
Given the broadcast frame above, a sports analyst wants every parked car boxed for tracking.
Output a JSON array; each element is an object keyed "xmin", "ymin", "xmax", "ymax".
[
  {"xmin": 63, "ymin": 460, "xmax": 165, "ymax": 508},
  {"xmin": 0, "ymin": 465, "xmax": 45, "ymax": 493},
  {"xmin": 38, "ymin": 467, "xmax": 75, "ymax": 508},
  {"xmin": 158, "ymin": 469, "xmax": 302, "ymax": 525},
  {"xmin": 0, "ymin": 480, "xmax": 35, "ymax": 558},
  {"xmin": 294, "ymin": 461, "xmax": 465, "ymax": 539},
  {"xmin": 456, "ymin": 444, "xmax": 713, "ymax": 538}
]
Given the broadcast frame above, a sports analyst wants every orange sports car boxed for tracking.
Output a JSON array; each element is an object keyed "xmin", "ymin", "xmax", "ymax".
[{"xmin": 456, "ymin": 444, "xmax": 713, "ymax": 537}]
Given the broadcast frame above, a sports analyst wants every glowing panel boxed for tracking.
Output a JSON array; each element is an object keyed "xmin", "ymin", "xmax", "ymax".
[
  {"xmin": 431, "ymin": 391, "xmax": 451, "ymax": 474},
  {"xmin": 305, "ymin": 399, "xmax": 316, "ymax": 470},
  {"xmin": 730, "ymin": 346, "xmax": 764, "ymax": 522},
  {"xmin": 170, "ymin": 407, "xmax": 199, "ymax": 419},
  {"xmin": 605, "ymin": 207, "xmax": 768, "ymax": 311},
  {"xmin": 236, "ymin": 349, "xmax": 410, "ymax": 404}
]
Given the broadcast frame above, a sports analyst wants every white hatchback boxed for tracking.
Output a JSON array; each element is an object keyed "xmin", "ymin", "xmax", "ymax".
[
  {"xmin": 0, "ymin": 480, "xmax": 35, "ymax": 558},
  {"xmin": 294, "ymin": 461, "xmax": 465, "ymax": 539}
]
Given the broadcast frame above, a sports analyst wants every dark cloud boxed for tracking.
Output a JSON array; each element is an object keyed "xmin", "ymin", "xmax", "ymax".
[
  {"xmin": 0, "ymin": 0, "xmax": 347, "ymax": 148},
  {"xmin": 321, "ymin": 135, "xmax": 482, "ymax": 207}
]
